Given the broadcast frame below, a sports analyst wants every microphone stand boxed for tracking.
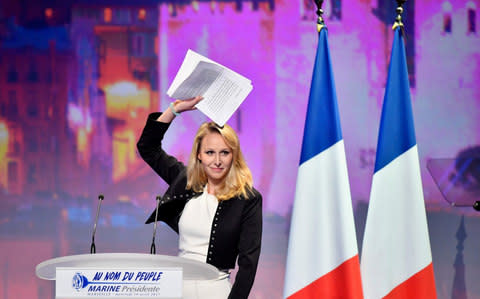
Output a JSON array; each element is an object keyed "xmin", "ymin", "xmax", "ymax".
[
  {"xmin": 90, "ymin": 194, "xmax": 104, "ymax": 254},
  {"xmin": 150, "ymin": 196, "xmax": 161, "ymax": 254}
]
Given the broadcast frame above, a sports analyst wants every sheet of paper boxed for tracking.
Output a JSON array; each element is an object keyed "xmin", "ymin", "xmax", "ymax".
[
  {"xmin": 166, "ymin": 49, "xmax": 253, "ymax": 126},
  {"xmin": 196, "ymin": 70, "xmax": 252, "ymax": 126},
  {"xmin": 170, "ymin": 61, "xmax": 223, "ymax": 100}
]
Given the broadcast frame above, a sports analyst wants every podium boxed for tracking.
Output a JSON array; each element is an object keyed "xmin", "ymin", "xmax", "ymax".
[
  {"xmin": 36, "ymin": 253, "xmax": 220, "ymax": 298},
  {"xmin": 427, "ymin": 158, "xmax": 480, "ymax": 209}
]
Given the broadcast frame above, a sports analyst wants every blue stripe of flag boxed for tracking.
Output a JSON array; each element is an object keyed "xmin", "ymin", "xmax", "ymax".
[
  {"xmin": 374, "ymin": 28, "xmax": 417, "ymax": 173},
  {"xmin": 300, "ymin": 29, "xmax": 342, "ymax": 165}
]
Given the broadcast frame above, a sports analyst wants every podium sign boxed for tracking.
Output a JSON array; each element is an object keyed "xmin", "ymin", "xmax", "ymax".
[
  {"xmin": 56, "ymin": 267, "xmax": 182, "ymax": 298},
  {"xmin": 36, "ymin": 253, "xmax": 220, "ymax": 299}
]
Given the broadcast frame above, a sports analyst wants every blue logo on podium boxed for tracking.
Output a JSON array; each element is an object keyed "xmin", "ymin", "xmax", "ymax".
[{"xmin": 72, "ymin": 272, "xmax": 89, "ymax": 291}]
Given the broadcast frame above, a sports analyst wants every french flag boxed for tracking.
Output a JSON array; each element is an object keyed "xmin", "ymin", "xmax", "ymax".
[
  {"xmin": 360, "ymin": 27, "xmax": 437, "ymax": 298},
  {"xmin": 283, "ymin": 26, "xmax": 363, "ymax": 299}
]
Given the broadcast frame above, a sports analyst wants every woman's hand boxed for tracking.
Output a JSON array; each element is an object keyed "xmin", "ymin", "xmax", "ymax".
[
  {"xmin": 173, "ymin": 96, "xmax": 203, "ymax": 113},
  {"xmin": 156, "ymin": 96, "xmax": 203, "ymax": 123}
]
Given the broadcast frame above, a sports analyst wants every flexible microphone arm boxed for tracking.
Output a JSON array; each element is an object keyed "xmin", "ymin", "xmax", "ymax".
[
  {"xmin": 150, "ymin": 196, "xmax": 161, "ymax": 254},
  {"xmin": 90, "ymin": 194, "xmax": 104, "ymax": 254}
]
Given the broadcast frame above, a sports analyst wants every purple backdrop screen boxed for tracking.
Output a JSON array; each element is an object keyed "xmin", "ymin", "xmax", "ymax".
[{"xmin": 1, "ymin": 0, "xmax": 480, "ymax": 298}]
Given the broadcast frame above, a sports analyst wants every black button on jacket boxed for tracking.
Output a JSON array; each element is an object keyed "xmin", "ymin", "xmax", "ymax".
[{"xmin": 137, "ymin": 113, "xmax": 262, "ymax": 299}]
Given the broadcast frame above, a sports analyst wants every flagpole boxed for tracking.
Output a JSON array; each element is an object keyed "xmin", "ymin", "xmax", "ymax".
[
  {"xmin": 393, "ymin": 0, "xmax": 407, "ymax": 37},
  {"xmin": 394, "ymin": 0, "xmax": 407, "ymax": 24},
  {"xmin": 313, "ymin": 0, "xmax": 326, "ymax": 32}
]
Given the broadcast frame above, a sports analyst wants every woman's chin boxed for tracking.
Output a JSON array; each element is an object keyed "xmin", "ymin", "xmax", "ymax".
[{"xmin": 207, "ymin": 172, "xmax": 227, "ymax": 182}]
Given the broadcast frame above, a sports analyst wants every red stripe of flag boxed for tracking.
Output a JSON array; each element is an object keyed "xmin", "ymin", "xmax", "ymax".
[
  {"xmin": 384, "ymin": 264, "xmax": 437, "ymax": 299},
  {"xmin": 287, "ymin": 255, "xmax": 363, "ymax": 299}
]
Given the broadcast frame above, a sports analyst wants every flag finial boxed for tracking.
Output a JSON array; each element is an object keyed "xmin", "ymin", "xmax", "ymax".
[
  {"xmin": 314, "ymin": 0, "xmax": 326, "ymax": 32},
  {"xmin": 393, "ymin": 0, "xmax": 406, "ymax": 30}
]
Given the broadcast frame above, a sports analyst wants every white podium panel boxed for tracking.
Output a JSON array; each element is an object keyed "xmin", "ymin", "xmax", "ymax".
[
  {"xmin": 36, "ymin": 253, "xmax": 220, "ymax": 299},
  {"xmin": 56, "ymin": 267, "xmax": 182, "ymax": 298}
]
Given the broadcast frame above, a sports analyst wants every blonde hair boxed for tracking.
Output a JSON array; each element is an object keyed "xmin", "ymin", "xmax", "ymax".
[{"xmin": 186, "ymin": 122, "xmax": 253, "ymax": 201}]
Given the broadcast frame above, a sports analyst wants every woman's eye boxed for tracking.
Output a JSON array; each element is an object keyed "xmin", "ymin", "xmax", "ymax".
[
  {"xmin": 221, "ymin": 151, "xmax": 230, "ymax": 156},
  {"xmin": 206, "ymin": 150, "xmax": 214, "ymax": 155}
]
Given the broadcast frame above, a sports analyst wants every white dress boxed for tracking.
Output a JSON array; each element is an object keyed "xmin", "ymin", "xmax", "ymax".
[{"xmin": 178, "ymin": 186, "xmax": 231, "ymax": 299}]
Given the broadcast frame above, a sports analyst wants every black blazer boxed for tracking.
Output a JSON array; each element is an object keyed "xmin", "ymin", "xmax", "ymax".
[{"xmin": 137, "ymin": 113, "xmax": 262, "ymax": 299}]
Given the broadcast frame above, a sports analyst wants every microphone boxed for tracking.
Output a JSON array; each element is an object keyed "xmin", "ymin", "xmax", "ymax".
[
  {"xmin": 474, "ymin": 201, "xmax": 480, "ymax": 212},
  {"xmin": 90, "ymin": 194, "xmax": 104, "ymax": 254},
  {"xmin": 150, "ymin": 196, "xmax": 161, "ymax": 254}
]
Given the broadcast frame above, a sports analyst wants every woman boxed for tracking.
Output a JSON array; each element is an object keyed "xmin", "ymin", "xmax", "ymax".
[{"xmin": 137, "ymin": 96, "xmax": 262, "ymax": 299}]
